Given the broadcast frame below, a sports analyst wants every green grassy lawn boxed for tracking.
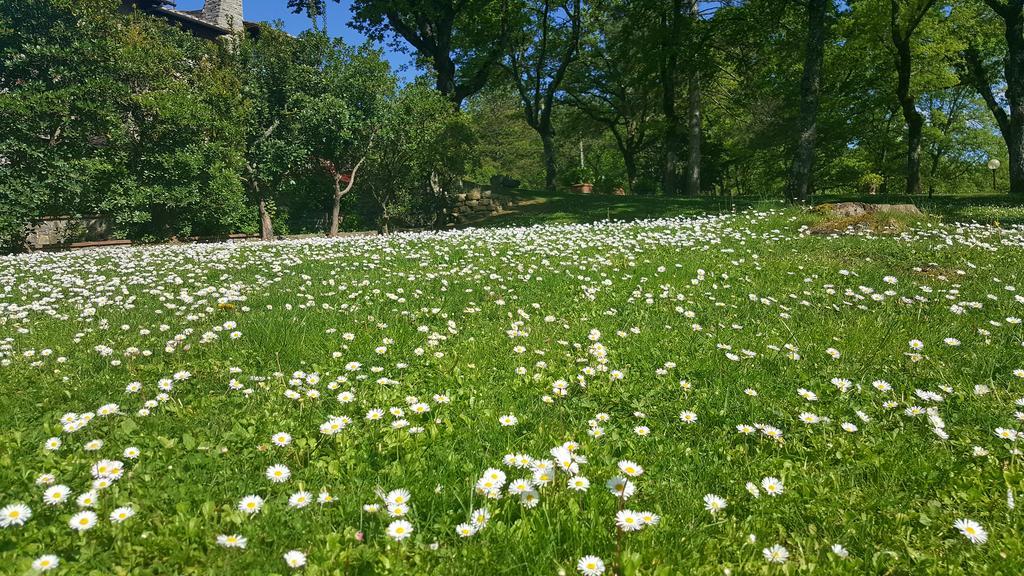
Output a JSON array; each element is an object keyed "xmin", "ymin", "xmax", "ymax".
[
  {"xmin": 484, "ymin": 190, "xmax": 1024, "ymax": 227},
  {"xmin": 480, "ymin": 190, "xmax": 765, "ymax": 227},
  {"xmin": 2, "ymin": 203, "xmax": 1024, "ymax": 574}
]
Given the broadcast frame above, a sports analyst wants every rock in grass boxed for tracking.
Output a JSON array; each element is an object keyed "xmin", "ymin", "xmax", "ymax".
[{"xmin": 815, "ymin": 202, "xmax": 922, "ymax": 218}]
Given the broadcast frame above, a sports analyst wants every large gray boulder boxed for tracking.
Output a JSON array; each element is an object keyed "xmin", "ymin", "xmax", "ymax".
[{"xmin": 817, "ymin": 202, "xmax": 922, "ymax": 218}]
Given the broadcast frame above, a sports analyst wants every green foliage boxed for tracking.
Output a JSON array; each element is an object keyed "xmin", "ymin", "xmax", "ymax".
[
  {"xmin": 361, "ymin": 82, "xmax": 477, "ymax": 230},
  {"xmin": 346, "ymin": 0, "xmax": 509, "ymax": 104},
  {"xmin": 236, "ymin": 24, "xmax": 314, "ymax": 232},
  {"xmin": 0, "ymin": 0, "xmax": 1018, "ymax": 252},
  {"xmin": 567, "ymin": 164, "xmax": 596, "ymax": 185},
  {"xmin": 465, "ymin": 88, "xmax": 547, "ymax": 189},
  {"xmin": 0, "ymin": 0, "xmax": 251, "ymax": 246},
  {"xmin": 562, "ymin": 0, "xmax": 660, "ymax": 193},
  {"xmin": 858, "ymin": 173, "xmax": 885, "ymax": 194},
  {"xmin": 0, "ymin": 0, "xmax": 122, "ymax": 247},
  {"xmin": 99, "ymin": 22, "xmax": 251, "ymax": 239}
]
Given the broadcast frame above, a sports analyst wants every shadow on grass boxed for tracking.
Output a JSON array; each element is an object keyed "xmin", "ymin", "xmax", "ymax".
[
  {"xmin": 474, "ymin": 190, "xmax": 1024, "ymax": 228},
  {"xmin": 478, "ymin": 190, "xmax": 785, "ymax": 227}
]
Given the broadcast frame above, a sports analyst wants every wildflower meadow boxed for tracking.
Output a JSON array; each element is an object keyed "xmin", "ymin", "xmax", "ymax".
[{"xmin": 2, "ymin": 209, "xmax": 1023, "ymax": 574}]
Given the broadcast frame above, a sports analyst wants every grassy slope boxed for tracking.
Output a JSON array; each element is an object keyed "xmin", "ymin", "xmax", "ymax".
[
  {"xmin": 480, "ymin": 190, "xmax": 1024, "ymax": 228},
  {"xmin": 1, "ymin": 200, "xmax": 1024, "ymax": 574}
]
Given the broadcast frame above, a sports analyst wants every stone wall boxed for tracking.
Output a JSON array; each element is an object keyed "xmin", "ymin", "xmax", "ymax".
[
  {"xmin": 451, "ymin": 188, "xmax": 508, "ymax": 223},
  {"xmin": 25, "ymin": 216, "xmax": 112, "ymax": 250}
]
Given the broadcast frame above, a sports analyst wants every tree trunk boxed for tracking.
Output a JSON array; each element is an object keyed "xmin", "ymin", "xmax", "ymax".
[
  {"xmin": 660, "ymin": 0, "xmax": 684, "ymax": 196},
  {"xmin": 786, "ymin": 0, "xmax": 828, "ymax": 204},
  {"xmin": 540, "ymin": 130, "xmax": 557, "ymax": 190},
  {"xmin": 890, "ymin": 0, "xmax": 938, "ymax": 196},
  {"xmin": 966, "ymin": 5, "xmax": 1024, "ymax": 195},
  {"xmin": 248, "ymin": 176, "xmax": 273, "ymax": 241},
  {"xmin": 257, "ymin": 193, "xmax": 273, "ymax": 241},
  {"xmin": 322, "ymin": 154, "xmax": 366, "ymax": 237},
  {"xmin": 662, "ymin": 68, "xmax": 682, "ymax": 194},
  {"xmin": 1005, "ymin": 11, "xmax": 1024, "ymax": 195},
  {"xmin": 905, "ymin": 113, "xmax": 924, "ymax": 195},
  {"xmin": 685, "ymin": 70, "xmax": 702, "ymax": 196},
  {"xmin": 966, "ymin": 45, "xmax": 1018, "ymax": 194},
  {"xmin": 894, "ymin": 38, "xmax": 924, "ymax": 195},
  {"xmin": 880, "ymin": 145, "xmax": 889, "ymax": 195},
  {"xmin": 429, "ymin": 170, "xmax": 450, "ymax": 230},
  {"xmin": 684, "ymin": 0, "xmax": 702, "ymax": 197},
  {"xmin": 435, "ymin": 53, "xmax": 459, "ymax": 105},
  {"xmin": 928, "ymin": 150, "xmax": 941, "ymax": 197},
  {"xmin": 621, "ymin": 144, "xmax": 639, "ymax": 194},
  {"xmin": 328, "ymin": 175, "xmax": 343, "ymax": 237},
  {"xmin": 608, "ymin": 128, "xmax": 639, "ymax": 194},
  {"xmin": 1009, "ymin": 134, "xmax": 1024, "ymax": 196},
  {"xmin": 662, "ymin": 123, "xmax": 682, "ymax": 195}
]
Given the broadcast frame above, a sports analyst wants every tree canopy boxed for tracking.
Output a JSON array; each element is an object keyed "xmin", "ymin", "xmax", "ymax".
[{"xmin": 0, "ymin": 0, "xmax": 1018, "ymax": 250}]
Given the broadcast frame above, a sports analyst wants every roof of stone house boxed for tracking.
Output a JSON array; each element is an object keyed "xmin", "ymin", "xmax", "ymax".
[{"xmin": 125, "ymin": 2, "xmax": 259, "ymax": 40}]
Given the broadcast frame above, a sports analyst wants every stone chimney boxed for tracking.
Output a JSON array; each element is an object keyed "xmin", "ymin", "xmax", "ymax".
[{"xmin": 201, "ymin": 0, "xmax": 243, "ymax": 32}]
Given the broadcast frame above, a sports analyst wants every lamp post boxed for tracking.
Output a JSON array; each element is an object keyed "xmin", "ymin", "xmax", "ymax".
[{"xmin": 988, "ymin": 159, "xmax": 1001, "ymax": 192}]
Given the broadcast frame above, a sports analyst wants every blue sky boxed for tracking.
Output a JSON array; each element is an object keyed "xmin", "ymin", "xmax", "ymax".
[{"xmin": 174, "ymin": 0, "xmax": 416, "ymax": 80}]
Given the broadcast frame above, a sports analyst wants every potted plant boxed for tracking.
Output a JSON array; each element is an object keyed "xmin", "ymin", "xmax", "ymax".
[{"xmin": 570, "ymin": 166, "xmax": 595, "ymax": 194}]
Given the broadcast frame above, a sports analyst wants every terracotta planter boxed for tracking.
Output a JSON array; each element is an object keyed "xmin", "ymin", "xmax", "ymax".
[{"xmin": 571, "ymin": 183, "xmax": 594, "ymax": 194}]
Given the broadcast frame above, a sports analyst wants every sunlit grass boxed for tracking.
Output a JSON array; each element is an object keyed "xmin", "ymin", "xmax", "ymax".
[{"xmin": 2, "ymin": 208, "xmax": 1024, "ymax": 574}]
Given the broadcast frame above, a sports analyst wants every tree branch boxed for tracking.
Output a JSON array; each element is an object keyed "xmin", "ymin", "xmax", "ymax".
[
  {"xmin": 962, "ymin": 44, "xmax": 1011, "ymax": 137},
  {"xmin": 384, "ymin": 9, "xmax": 435, "ymax": 54},
  {"xmin": 338, "ymin": 153, "xmax": 368, "ymax": 198}
]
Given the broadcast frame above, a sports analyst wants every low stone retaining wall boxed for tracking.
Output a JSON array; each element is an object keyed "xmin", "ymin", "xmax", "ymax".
[
  {"xmin": 26, "ymin": 215, "xmax": 112, "ymax": 250},
  {"xmin": 451, "ymin": 188, "xmax": 509, "ymax": 222}
]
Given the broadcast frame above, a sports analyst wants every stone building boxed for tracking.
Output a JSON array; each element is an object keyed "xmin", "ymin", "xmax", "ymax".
[{"xmin": 119, "ymin": 0, "xmax": 255, "ymax": 40}]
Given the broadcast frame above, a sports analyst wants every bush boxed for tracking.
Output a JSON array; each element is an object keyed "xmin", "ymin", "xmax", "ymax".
[
  {"xmin": 0, "ymin": 0, "xmax": 250, "ymax": 249},
  {"xmin": 360, "ymin": 82, "xmax": 477, "ymax": 231},
  {"xmin": 858, "ymin": 173, "xmax": 884, "ymax": 195}
]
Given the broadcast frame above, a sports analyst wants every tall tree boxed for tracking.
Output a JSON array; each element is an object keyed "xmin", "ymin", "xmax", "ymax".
[
  {"xmin": 684, "ymin": 0, "xmax": 703, "ymax": 196},
  {"xmin": 293, "ymin": 0, "xmax": 510, "ymax": 107},
  {"xmin": 566, "ymin": 0, "xmax": 658, "ymax": 192},
  {"xmin": 920, "ymin": 85, "xmax": 998, "ymax": 196},
  {"xmin": 889, "ymin": 0, "xmax": 939, "ymax": 195},
  {"xmin": 966, "ymin": 0, "xmax": 1024, "ymax": 195},
  {"xmin": 238, "ymin": 26, "xmax": 308, "ymax": 240},
  {"xmin": 655, "ymin": 0, "xmax": 686, "ymax": 195},
  {"xmin": 785, "ymin": 0, "xmax": 832, "ymax": 202},
  {"xmin": 295, "ymin": 36, "xmax": 393, "ymax": 236},
  {"xmin": 505, "ymin": 0, "xmax": 583, "ymax": 189}
]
